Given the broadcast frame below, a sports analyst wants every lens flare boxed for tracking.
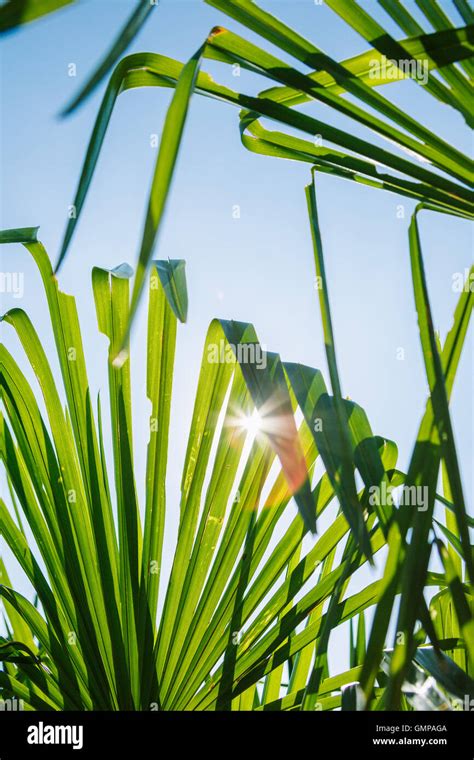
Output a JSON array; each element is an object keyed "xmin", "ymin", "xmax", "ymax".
[{"xmin": 240, "ymin": 408, "xmax": 262, "ymax": 438}]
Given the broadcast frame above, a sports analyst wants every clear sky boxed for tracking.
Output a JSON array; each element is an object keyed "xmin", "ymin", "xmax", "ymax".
[{"xmin": 1, "ymin": 0, "xmax": 472, "ymax": 678}]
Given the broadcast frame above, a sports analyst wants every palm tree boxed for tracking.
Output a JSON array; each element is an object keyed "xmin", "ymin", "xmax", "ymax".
[{"xmin": 1, "ymin": 0, "xmax": 473, "ymax": 710}]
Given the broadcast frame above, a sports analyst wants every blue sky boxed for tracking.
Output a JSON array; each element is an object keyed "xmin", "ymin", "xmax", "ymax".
[{"xmin": 1, "ymin": 0, "xmax": 472, "ymax": 677}]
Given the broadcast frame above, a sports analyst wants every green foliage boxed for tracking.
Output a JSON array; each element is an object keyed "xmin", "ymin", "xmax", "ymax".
[{"xmin": 1, "ymin": 0, "xmax": 473, "ymax": 712}]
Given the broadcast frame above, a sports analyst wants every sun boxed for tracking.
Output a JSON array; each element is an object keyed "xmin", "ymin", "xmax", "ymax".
[{"xmin": 240, "ymin": 408, "xmax": 262, "ymax": 439}]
